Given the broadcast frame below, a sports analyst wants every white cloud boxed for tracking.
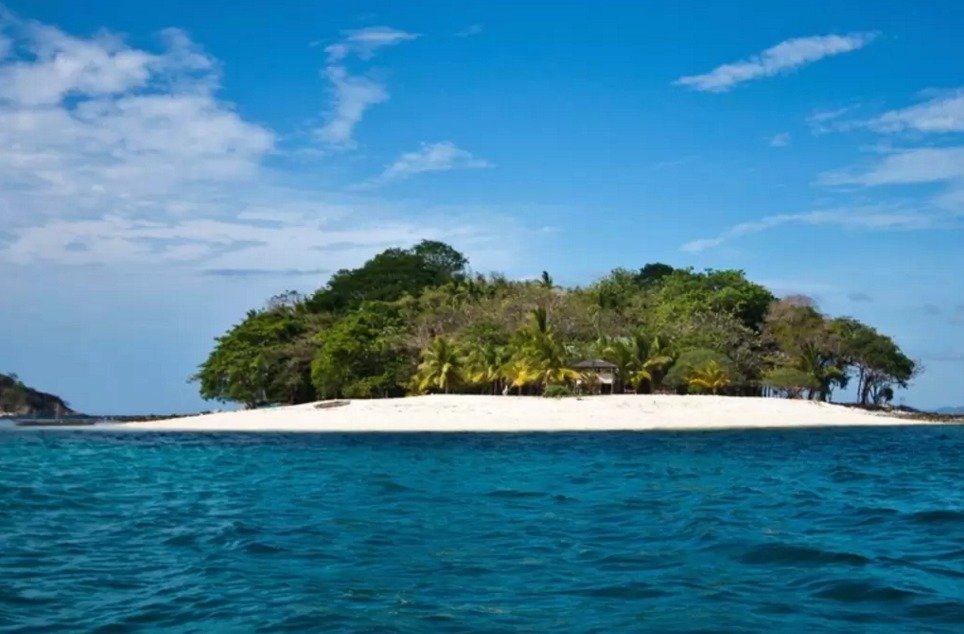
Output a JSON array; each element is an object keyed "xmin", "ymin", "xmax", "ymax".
[
  {"xmin": 0, "ymin": 14, "xmax": 528, "ymax": 276},
  {"xmin": 819, "ymin": 147, "xmax": 964, "ymax": 186},
  {"xmin": 870, "ymin": 90, "xmax": 964, "ymax": 134},
  {"xmin": 675, "ymin": 33, "xmax": 878, "ymax": 92},
  {"xmin": 681, "ymin": 208, "xmax": 934, "ymax": 252},
  {"xmin": 768, "ymin": 132, "xmax": 791, "ymax": 147},
  {"xmin": 0, "ymin": 19, "xmax": 273, "ymax": 230},
  {"xmin": 358, "ymin": 141, "xmax": 491, "ymax": 188},
  {"xmin": 324, "ymin": 26, "xmax": 418, "ymax": 64},
  {"xmin": 2, "ymin": 209, "xmax": 511, "ymax": 271},
  {"xmin": 807, "ymin": 106, "xmax": 857, "ymax": 134},
  {"xmin": 315, "ymin": 26, "xmax": 417, "ymax": 148},
  {"xmin": 314, "ymin": 66, "xmax": 388, "ymax": 146}
]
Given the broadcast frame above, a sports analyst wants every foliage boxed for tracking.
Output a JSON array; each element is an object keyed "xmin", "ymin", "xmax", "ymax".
[
  {"xmin": 506, "ymin": 308, "xmax": 582, "ymax": 390},
  {"xmin": 193, "ymin": 300, "xmax": 323, "ymax": 407},
  {"xmin": 762, "ymin": 367, "xmax": 821, "ymax": 398},
  {"xmin": 830, "ymin": 318, "xmax": 917, "ymax": 405},
  {"xmin": 310, "ymin": 302, "xmax": 414, "ymax": 399},
  {"xmin": 687, "ymin": 360, "xmax": 731, "ymax": 394},
  {"xmin": 664, "ymin": 349, "xmax": 739, "ymax": 393},
  {"xmin": 307, "ymin": 240, "xmax": 467, "ymax": 313},
  {"xmin": 543, "ymin": 384, "xmax": 573, "ymax": 398},
  {"xmin": 634, "ymin": 263, "xmax": 676, "ymax": 287},
  {"xmin": 414, "ymin": 337, "xmax": 464, "ymax": 394},
  {"xmin": 195, "ymin": 240, "xmax": 919, "ymax": 408},
  {"xmin": 0, "ymin": 373, "xmax": 74, "ymax": 416},
  {"xmin": 652, "ymin": 269, "xmax": 775, "ymax": 330}
]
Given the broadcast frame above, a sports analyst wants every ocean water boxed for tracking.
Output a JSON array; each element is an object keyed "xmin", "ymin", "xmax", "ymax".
[{"xmin": 2, "ymin": 427, "xmax": 963, "ymax": 632}]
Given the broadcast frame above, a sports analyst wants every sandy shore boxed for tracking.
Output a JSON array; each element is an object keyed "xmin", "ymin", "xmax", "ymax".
[{"xmin": 101, "ymin": 394, "xmax": 943, "ymax": 433}]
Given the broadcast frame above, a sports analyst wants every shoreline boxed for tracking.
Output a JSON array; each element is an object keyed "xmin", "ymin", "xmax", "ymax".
[{"xmin": 88, "ymin": 394, "xmax": 958, "ymax": 433}]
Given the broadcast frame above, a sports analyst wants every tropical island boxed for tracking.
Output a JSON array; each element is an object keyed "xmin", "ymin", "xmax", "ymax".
[
  {"xmin": 193, "ymin": 241, "xmax": 917, "ymax": 407},
  {"xmin": 96, "ymin": 240, "xmax": 948, "ymax": 432}
]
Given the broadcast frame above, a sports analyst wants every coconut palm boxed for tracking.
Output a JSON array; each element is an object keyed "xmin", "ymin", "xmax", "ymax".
[
  {"xmin": 464, "ymin": 341, "xmax": 509, "ymax": 394},
  {"xmin": 414, "ymin": 337, "xmax": 464, "ymax": 393},
  {"xmin": 506, "ymin": 307, "xmax": 581, "ymax": 392},
  {"xmin": 687, "ymin": 360, "xmax": 730, "ymax": 394},
  {"xmin": 640, "ymin": 334, "xmax": 674, "ymax": 390}
]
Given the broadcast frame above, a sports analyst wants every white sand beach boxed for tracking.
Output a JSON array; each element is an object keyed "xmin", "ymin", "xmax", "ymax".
[{"xmin": 106, "ymin": 394, "xmax": 940, "ymax": 433}]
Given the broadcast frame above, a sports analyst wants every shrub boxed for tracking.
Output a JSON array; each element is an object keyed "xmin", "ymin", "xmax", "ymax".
[
  {"xmin": 543, "ymin": 384, "xmax": 573, "ymax": 398},
  {"xmin": 664, "ymin": 348, "xmax": 740, "ymax": 392}
]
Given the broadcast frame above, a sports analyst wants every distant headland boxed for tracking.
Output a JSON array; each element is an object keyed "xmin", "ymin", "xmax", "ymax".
[{"xmin": 0, "ymin": 373, "xmax": 76, "ymax": 418}]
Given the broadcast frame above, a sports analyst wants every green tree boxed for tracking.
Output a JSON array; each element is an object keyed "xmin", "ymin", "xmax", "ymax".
[
  {"xmin": 687, "ymin": 360, "xmax": 731, "ymax": 394},
  {"xmin": 762, "ymin": 367, "xmax": 821, "ymax": 399},
  {"xmin": 653, "ymin": 268, "xmax": 775, "ymax": 330},
  {"xmin": 311, "ymin": 302, "xmax": 414, "ymax": 399},
  {"xmin": 831, "ymin": 318, "xmax": 916, "ymax": 405},
  {"xmin": 194, "ymin": 302, "xmax": 320, "ymax": 407},
  {"xmin": 506, "ymin": 308, "xmax": 581, "ymax": 391},
  {"xmin": 414, "ymin": 337, "xmax": 465, "ymax": 394},
  {"xmin": 308, "ymin": 241, "xmax": 468, "ymax": 313},
  {"xmin": 634, "ymin": 262, "xmax": 675, "ymax": 287},
  {"xmin": 665, "ymin": 349, "xmax": 740, "ymax": 393}
]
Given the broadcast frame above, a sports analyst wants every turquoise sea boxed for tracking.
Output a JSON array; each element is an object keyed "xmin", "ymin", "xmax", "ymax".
[{"xmin": 2, "ymin": 426, "xmax": 963, "ymax": 632}]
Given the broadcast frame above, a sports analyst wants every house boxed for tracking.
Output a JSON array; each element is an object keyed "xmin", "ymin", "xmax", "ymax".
[{"xmin": 571, "ymin": 359, "xmax": 618, "ymax": 394}]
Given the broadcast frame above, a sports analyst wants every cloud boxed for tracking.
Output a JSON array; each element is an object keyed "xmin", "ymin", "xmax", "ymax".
[
  {"xmin": 681, "ymin": 207, "xmax": 933, "ymax": 252},
  {"xmin": 0, "ymin": 13, "xmax": 530, "ymax": 276},
  {"xmin": 314, "ymin": 66, "xmax": 388, "ymax": 146},
  {"xmin": 768, "ymin": 132, "xmax": 791, "ymax": 147},
  {"xmin": 0, "ymin": 17, "xmax": 273, "ymax": 231},
  {"xmin": 201, "ymin": 268, "xmax": 329, "ymax": 278},
  {"xmin": 675, "ymin": 33, "xmax": 878, "ymax": 92},
  {"xmin": 869, "ymin": 89, "xmax": 964, "ymax": 134},
  {"xmin": 848, "ymin": 292, "xmax": 874, "ymax": 303},
  {"xmin": 315, "ymin": 26, "xmax": 417, "ymax": 148},
  {"xmin": 819, "ymin": 146, "xmax": 964, "ymax": 187},
  {"xmin": 358, "ymin": 141, "xmax": 491, "ymax": 188},
  {"xmin": 807, "ymin": 106, "xmax": 857, "ymax": 134},
  {"xmin": 456, "ymin": 24, "xmax": 484, "ymax": 38},
  {"xmin": 324, "ymin": 26, "xmax": 418, "ymax": 64}
]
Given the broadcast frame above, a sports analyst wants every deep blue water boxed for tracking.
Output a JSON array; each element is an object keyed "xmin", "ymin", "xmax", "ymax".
[{"xmin": 2, "ymin": 427, "xmax": 963, "ymax": 632}]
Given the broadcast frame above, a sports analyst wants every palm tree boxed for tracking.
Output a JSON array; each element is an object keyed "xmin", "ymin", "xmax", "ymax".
[
  {"xmin": 687, "ymin": 360, "xmax": 730, "ymax": 395},
  {"xmin": 796, "ymin": 343, "xmax": 846, "ymax": 401},
  {"xmin": 600, "ymin": 332, "xmax": 674, "ymax": 393},
  {"xmin": 505, "ymin": 307, "xmax": 581, "ymax": 392},
  {"xmin": 464, "ymin": 341, "xmax": 508, "ymax": 394},
  {"xmin": 415, "ymin": 337, "xmax": 464, "ymax": 394},
  {"xmin": 640, "ymin": 334, "xmax": 674, "ymax": 391}
]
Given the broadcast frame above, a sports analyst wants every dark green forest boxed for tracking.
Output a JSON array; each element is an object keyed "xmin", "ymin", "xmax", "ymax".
[{"xmin": 194, "ymin": 241, "xmax": 918, "ymax": 408}]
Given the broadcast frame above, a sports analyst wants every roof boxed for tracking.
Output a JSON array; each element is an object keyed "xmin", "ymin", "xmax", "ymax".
[{"xmin": 571, "ymin": 359, "xmax": 618, "ymax": 370}]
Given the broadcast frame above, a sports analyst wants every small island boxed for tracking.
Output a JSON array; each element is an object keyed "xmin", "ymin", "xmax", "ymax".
[
  {"xmin": 102, "ymin": 240, "xmax": 948, "ymax": 432},
  {"xmin": 0, "ymin": 373, "xmax": 76, "ymax": 418}
]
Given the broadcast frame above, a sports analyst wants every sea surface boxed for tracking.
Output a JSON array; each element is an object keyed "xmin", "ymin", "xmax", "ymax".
[{"xmin": 2, "ymin": 426, "xmax": 963, "ymax": 632}]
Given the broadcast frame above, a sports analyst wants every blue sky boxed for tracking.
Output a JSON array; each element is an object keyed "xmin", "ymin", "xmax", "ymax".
[{"xmin": 1, "ymin": 1, "xmax": 962, "ymax": 413}]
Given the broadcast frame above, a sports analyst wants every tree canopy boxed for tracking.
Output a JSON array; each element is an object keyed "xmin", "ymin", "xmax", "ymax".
[{"xmin": 194, "ymin": 241, "xmax": 919, "ymax": 408}]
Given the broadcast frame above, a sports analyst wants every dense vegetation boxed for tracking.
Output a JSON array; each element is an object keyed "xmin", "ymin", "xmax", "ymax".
[
  {"xmin": 195, "ymin": 241, "xmax": 918, "ymax": 408},
  {"xmin": 0, "ymin": 373, "xmax": 75, "ymax": 417}
]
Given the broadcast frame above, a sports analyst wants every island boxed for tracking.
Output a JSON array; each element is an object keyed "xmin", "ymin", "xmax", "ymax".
[{"xmin": 99, "ymin": 239, "xmax": 951, "ymax": 432}]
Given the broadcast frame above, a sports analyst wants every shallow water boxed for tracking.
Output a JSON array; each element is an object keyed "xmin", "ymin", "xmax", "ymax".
[{"xmin": 2, "ymin": 426, "xmax": 963, "ymax": 632}]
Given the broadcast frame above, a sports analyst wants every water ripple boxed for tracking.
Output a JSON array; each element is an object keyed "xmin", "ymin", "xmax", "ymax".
[{"xmin": 1, "ymin": 426, "xmax": 963, "ymax": 632}]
